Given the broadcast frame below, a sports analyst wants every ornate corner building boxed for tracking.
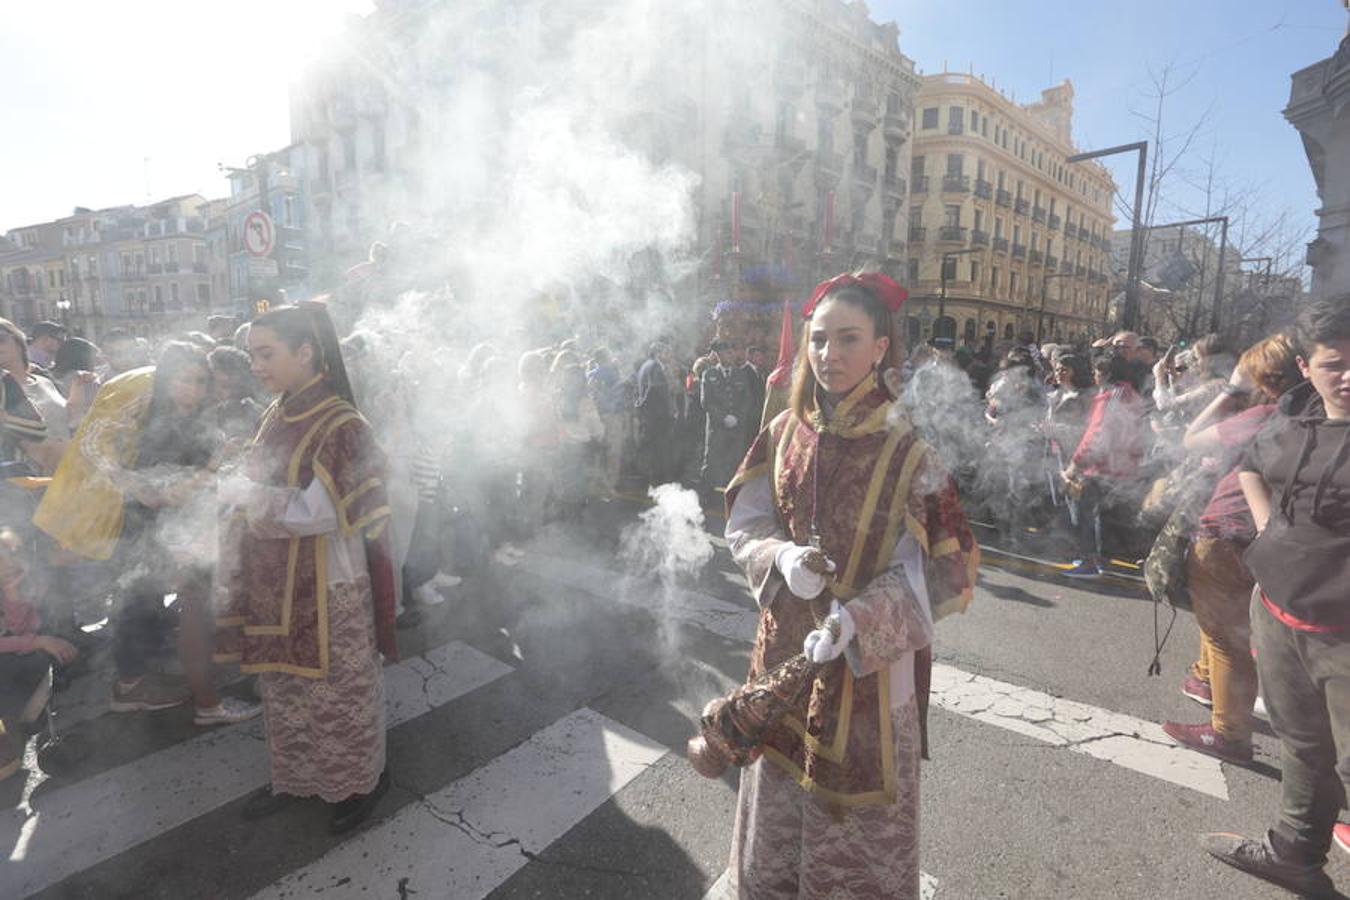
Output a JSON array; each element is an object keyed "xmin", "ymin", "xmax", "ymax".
[
  {"xmin": 1285, "ymin": 7, "xmax": 1350, "ymax": 301},
  {"xmin": 908, "ymin": 74, "xmax": 1116, "ymax": 348}
]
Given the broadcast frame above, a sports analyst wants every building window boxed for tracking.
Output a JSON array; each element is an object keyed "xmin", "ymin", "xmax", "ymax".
[
  {"xmin": 945, "ymin": 153, "xmax": 963, "ymax": 176},
  {"xmin": 947, "ymin": 106, "xmax": 963, "ymax": 133},
  {"xmin": 973, "ymin": 209, "xmax": 984, "ymax": 231},
  {"xmin": 1010, "ymin": 272, "xmax": 1020, "ymax": 295},
  {"xmin": 197, "ymin": 284, "xmax": 210, "ymax": 307},
  {"xmin": 911, "ymin": 155, "xmax": 925, "ymax": 177},
  {"xmin": 944, "ymin": 205, "xmax": 961, "ymax": 228},
  {"xmin": 991, "ymin": 266, "xmax": 1000, "ymax": 291},
  {"xmin": 1004, "ymin": 323, "xmax": 1016, "ymax": 340},
  {"xmin": 964, "ymin": 319, "xmax": 977, "ymax": 342},
  {"xmin": 994, "ymin": 216, "xmax": 1004, "ymax": 238},
  {"xmin": 170, "ymin": 283, "xmax": 179, "ymax": 308},
  {"xmin": 976, "ymin": 158, "xmax": 986, "ymax": 180},
  {"xmin": 970, "ymin": 260, "xmax": 980, "ymax": 285},
  {"xmin": 907, "ymin": 258, "xmax": 920, "ymax": 282},
  {"xmin": 909, "ymin": 206, "xmax": 923, "ymax": 227},
  {"xmin": 921, "ymin": 107, "xmax": 938, "ymax": 129},
  {"xmin": 886, "ymin": 92, "xmax": 901, "ymax": 115}
]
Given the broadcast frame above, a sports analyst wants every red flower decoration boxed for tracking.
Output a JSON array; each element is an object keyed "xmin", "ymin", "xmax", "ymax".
[{"xmin": 801, "ymin": 272, "xmax": 908, "ymax": 318}]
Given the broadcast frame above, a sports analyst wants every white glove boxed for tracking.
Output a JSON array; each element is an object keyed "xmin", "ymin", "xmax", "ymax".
[
  {"xmin": 775, "ymin": 544, "xmax": 835, "ymax": 599},
  {"xmin": 803, "ymin": 600, "xmax": 856, "ymax": 663},
  {"xmin": 723, "ymin": 414, "xmax": 738, "ymax": 428}
]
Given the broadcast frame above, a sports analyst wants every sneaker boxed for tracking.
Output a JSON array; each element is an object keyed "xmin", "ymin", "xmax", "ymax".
[
  {"xmin": 1200, "ymin": 832, "xmax": 1336, "ymax": 898},
  {"xmin": 1182, "ymin": 674, "xmax": 1214, "ymax": 708},
  {"xmin": 413, "ymin": 583, "xmax": 446, "ymax": 607},
  {"xmin": 1062, "ymin": 559, "xmax": 1102, "ymax": 578},
  {"xmin": 330, "ymin": 768, "xmax": 390, "ymax": 834},
  {"xmin": 109, "ymin": 675, "xmax": 188, "ymax": 712},
  {"xmin": 1161, "ymin": 721, "xmax": 1253, "ymax": 765},
  {"xmin": 194, "ymin": 697, "xmax": 262, "ymax": 727},
  {"xmin": 427, "ymin": 572, "xmax": 462, "ymax": 590},
  {"xmin": 1334, "ymin": 823, "xmax": 1350, "ymax": 859}
]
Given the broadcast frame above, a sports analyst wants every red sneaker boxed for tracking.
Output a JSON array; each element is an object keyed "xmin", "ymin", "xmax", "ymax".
[
  {"xmin": 1181, "ymin": 674, "xmax": 1213, "ymax": 707},
  {"xmin": 1162, "ymin": 721, "xmax": 1253, "ymax": 765},
  {"xmin": 1333, "ymin": 822, "xmax": 1349, "ymax": 859}
]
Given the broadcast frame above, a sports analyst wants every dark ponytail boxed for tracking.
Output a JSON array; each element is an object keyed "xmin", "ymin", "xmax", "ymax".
[{"xmin": 252, "ymin": 301, "xmax": 358, "ymax": 408}]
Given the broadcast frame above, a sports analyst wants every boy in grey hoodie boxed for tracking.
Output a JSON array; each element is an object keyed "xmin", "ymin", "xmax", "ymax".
[{"xmin": 1202, "ymin": 296, "xmax": 1350, "ymax": 898}]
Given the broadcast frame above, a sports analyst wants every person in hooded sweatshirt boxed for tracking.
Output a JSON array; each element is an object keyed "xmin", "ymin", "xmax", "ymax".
[{"xmin": 1202, "ymin": 297, "xmax": 1350, "ymax": 899}]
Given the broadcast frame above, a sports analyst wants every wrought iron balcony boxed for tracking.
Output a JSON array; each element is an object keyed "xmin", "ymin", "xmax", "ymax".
[
  {"xmin": 993, "ymin": 237, "xmax": 1009, "ymax": 253},
  {"xmin": 815, "ymin": 149, "xmax": 844, "ymax": 182},
  {"xmin": 908, "ymin": 225, "xmax": 927, "ymax": 242},
  {"xmin": 1029, "ymin": 249, "xmax": 1043, "ymax": 265},
  {"xmin": 853, "ymin": 162, "xmax": 878, "ymax": 188},
  {"xmin": 1063, "ymin": 223, "xmax": 1077, "ymax": 239},
  {"xmin": 911, "ymin": 175, "xmax": 930, "ymax": 193},
  {"xmin": 1011, "ymin": 242, "xmax": 1027, "ymax": 258},
  {"xmin": 193, "ymin": 262, "xmax": 209, "ymax": 273},
  {"xmin": 974, "ymin": 179, "xmax": 993, "ymax": 199},
  {"xmin": 851, "ymin": 96, "xmax": 878, "ymax": 128},
  {"xmin": 816, "ymin": 79, "xmax": 846, "ymax": 113},
  {"xmin": 1075, "ymin": 264, "xmax": 1086, "ymax": 277},
  {"xmin": 1046, "ymin": 255, "xmax": 1058, "ymax": 270},
  {"xmin": 941, "ymin": 174, "xmax": 971, "ymax": 193},
  {"xmin": 971, "ymin": 229, "xmax": 989, "ymax": 246},
  {"xmin": 1048, "ymin": 213, "xmax": 1061, "ymax": 231},
  {"xmin": 947, "ymin": 121, "xmax": 964, "ymax": 135},
  {"xmin": 938, "ymin": 225, "xmax": 967, "ymax": 242},
  {"xmin": 1032, "ymin": 206, "xmax": 1046, "ymax": 224},
  {"xmin": 774, "ymin": 132, "xmax": 806, "ymax": 156},
  {"xmin": 1014, "ymin": 198, "xmax": 1030, "ymax": 215},
  {"xmin": 995, "ymin": 189, "xmax": 1012, "ymax": 208},
  {"xmin": 883, "ymin": 114, "xmax": 907, "ymax": 141}
]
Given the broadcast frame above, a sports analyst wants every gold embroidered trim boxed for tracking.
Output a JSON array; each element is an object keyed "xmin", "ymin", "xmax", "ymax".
[{"xmin": 781, "ymin": 665, "xmax": 855, "ymax": 763}]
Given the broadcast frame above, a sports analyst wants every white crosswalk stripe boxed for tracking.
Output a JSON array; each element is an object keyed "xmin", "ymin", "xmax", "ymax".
[
  {"xmin": 2, "ymin": 641, "xmax": 512, "ymax": 899},
  {"xmin": 520, "ymin": 552, "xmax": 1229, "ymax": 798},
  {"xmin": 4, "ymin": 549, "xmax": 1233, "ymax": 898},
  {"xmin": 250, "ymin": 707, "xmax": 668, "ymax": 900}
]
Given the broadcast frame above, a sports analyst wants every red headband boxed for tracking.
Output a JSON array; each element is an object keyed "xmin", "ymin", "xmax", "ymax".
[{"xmin": 802, "ymin": 272, "xmax": 908, "ymax": 319}]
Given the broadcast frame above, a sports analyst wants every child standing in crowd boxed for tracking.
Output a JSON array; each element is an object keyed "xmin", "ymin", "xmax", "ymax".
[
  {"xmin": 217, "ymin": 303, "xmax": 397, "ymax": 835},
  {"xmin": 0, "ymin": 528, "xmax": 77, "ymax": 781},
  {"xmin": 1203, "ymin": 297, "xmax": 1350, "ymax": 898},
  {"xmin": 1162, "ymin": 334, "xmax": 1301, "ymax": 764}
]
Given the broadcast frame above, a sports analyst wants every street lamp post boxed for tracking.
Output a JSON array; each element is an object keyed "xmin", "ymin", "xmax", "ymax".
[
  {"xmin": 938, "ymin": 247, "xmax": 981, "ymax": 344},
  {"xmin": 1067, "ymin": 141, "xmax": 1148, "ymax": 332},
  {"xmin": 1037, "ymin": 273, "xmax": 1073, "ymax": 343}
]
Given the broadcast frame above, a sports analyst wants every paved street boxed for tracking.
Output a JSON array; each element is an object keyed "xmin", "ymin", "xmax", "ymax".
[{"xmin": 3, "ymin": 496, "xmax": 1347, "ymax": 900}]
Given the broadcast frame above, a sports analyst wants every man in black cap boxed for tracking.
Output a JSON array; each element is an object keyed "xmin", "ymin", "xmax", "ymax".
[{"xmin": 26, "ymin": 321, "xmax": 66, "ymax": 372}]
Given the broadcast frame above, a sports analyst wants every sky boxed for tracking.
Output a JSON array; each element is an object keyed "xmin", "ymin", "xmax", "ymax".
[
  {"xmin": 882, "ymin": 0, "xmax": 1346, "ymax": 262},
  {"xmin": 2, "ymin": 0, "xmax": 1345, "ymax": 257}
]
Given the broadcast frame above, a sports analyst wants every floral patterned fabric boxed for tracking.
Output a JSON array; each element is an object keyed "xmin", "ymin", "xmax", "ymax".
[
  {"xmin": 259, "ymin": 577, "xmax": 385, "ymax": 802},
  {"xmin": 726, "ymin": 698, "xmax": 923, "ymax": 899}
]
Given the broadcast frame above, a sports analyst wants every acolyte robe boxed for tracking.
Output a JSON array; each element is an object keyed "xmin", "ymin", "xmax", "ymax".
[
  {"xmin": 215, "ymin": 374, "xmax": 398, "ymax": 673},
  {"xmin": 723, "ymin": 369, "xmax": 977, "ymax": 804},
  {"xmin": 722, "ymin": 375, "xmax": 978, "ymax": 898}
]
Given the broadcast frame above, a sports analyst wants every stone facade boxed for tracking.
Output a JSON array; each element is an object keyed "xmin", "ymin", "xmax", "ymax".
[
  {"xmin": 909, "ymin": 74, "xmax": 1116, "ymax": 349},
  {"xmin": 1285, "ymin": 12, "xmax": 1350, "ymax": 300},
  {"xmin": 287, "ymin": 0, "xmax": 919, "ymax": 352}
]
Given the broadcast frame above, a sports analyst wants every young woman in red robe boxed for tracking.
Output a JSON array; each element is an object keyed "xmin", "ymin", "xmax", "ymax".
[
  {"xmin": 722, "ymin": 273, "xmax": 978, "ymax": 898},
  {"xmin": 215, "ymin": 302, "xmax": 399, "ymax": 834}
]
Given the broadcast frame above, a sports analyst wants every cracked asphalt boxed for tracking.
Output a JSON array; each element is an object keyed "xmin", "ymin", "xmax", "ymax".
[{"xmin": 17, "ymin": 499, "xmax": 1350, "ymax": 899}]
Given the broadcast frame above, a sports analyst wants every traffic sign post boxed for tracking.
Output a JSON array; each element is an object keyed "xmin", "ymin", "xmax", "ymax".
[{"xmin": 243, "ymin": 210, "xmax": 276, "ymax": 258}]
